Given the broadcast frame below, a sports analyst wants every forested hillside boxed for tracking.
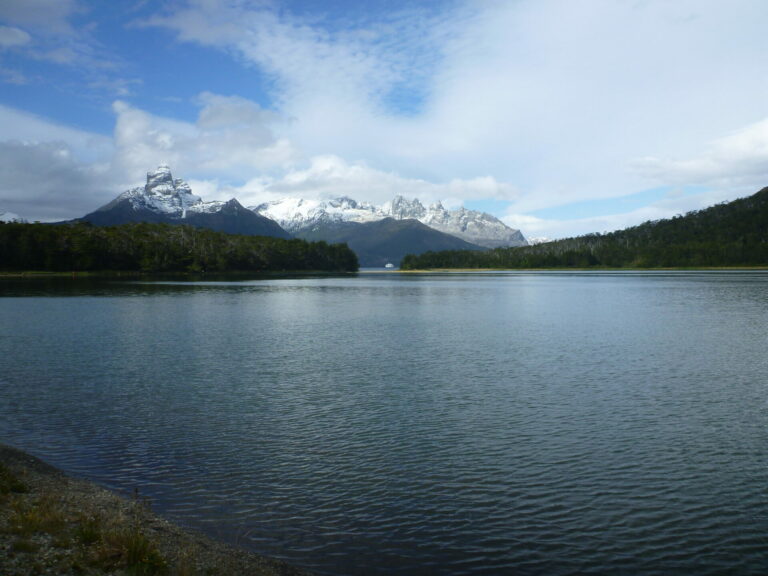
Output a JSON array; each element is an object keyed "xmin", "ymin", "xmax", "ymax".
[
  {"xmin": 401, "ymin": 186, "xmax": 768, "ymax": 269},
  {"xmin": 0, "ymin": 222, "xmax": 358, "ymax": 273}
]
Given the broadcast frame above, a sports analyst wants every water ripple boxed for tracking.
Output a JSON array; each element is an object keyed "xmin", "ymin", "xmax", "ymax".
[{"xmin": 1, "ymin": 272, "xmax": 768, "ymax": 574}]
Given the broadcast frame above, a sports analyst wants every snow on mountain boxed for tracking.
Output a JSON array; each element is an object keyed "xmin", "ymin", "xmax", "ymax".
[
  {"xmin": 251, "ymin": 196, "xmax": 384, "ymax": 232},
  {"xmin": 253, "ymin": 195, "xmax": 527, "ymax": 248},
  {"xmin": 83, "ymin": 166, "xmax": 290, "ymax": 238},
  {"xmin": 0, "ymin": 210, "xmax": 24, "ymax": 223},
  {"xmin": 113, "ymin": 164, "xmax": 226, "ymax": 217}
]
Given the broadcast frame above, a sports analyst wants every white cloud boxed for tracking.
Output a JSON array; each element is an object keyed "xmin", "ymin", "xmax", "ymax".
[
  {"xmin": 5, "ymin": 0, "xmax": 768, "ymax": 237},
  {"xmin": 0, "ymin": 0, "xmax": 79, "ymax": 35},
  {"xmin": 0, "ymin": 140, "xmax": 111, "ymax": 221},
  {"xmin": 633, "ymin": 117, "xmax": 768, "ymax": 192},
  {"xmin": 503, "ymin": 187, "xmax": 744, "ymax": 239},
  {"xmin": 0, "ymin": 25, "xmax": 31, "ymax": 48},
  {"xmin": 0, "ymin": 0, "xmax": 131, "ymax": 85},
  {"xmin": 216, "ymin": 154, "xmax": 519, "ymax": 210},
  {"xmin": 111, "ymin": 96, "xmax": 300, "ymax": 185},
  {"xmin": 0, "ymin": 103, "xmax": 112, "ymax": 163},
  {"xmin": 141, "ymin": 0, "xmax": 463, "ymax": 170},
  {"xmin": 145, "ymin": 0, "xmax": 768, "ymax": 216}
]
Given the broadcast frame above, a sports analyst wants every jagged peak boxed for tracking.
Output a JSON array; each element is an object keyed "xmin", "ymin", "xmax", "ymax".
[
  {"xmin": 252, "ymin": 192, "xmax": 527, "ymax": 247},
  {"xmin": 146, "ymin": 164, "xmax": 174, "ymax": 189}
]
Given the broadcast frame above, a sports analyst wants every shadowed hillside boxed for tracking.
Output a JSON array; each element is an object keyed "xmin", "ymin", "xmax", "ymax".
[{"xmin": 297, "ymin": 217, "xmax": 485, "ymax": 267}]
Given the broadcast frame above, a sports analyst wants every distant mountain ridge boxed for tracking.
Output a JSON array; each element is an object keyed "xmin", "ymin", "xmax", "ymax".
[
  {"xmin": 81, "ymin": 165, "xmax": 290, "ymax": 239},
  {"xmin": 298, "ymin": 217, "xmax": 485, "ymax": 267},
  {"xmin": 73, "ymin": 165, "xmax": 528, "ymax": 266},
  {"xmin": 253, "ymin": 195, "xmax": 527, "ymax": 248}
]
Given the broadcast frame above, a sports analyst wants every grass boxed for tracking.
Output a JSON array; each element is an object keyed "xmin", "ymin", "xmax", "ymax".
[
  {"xmin": 0, "ymin": 451, "xmax": 300, "ymax": 576},
  {"xmin": 94, "ymin": 526, "xmax": 168, "ymax": 575},
  {"xmin": 1, "ymin": 463, "xmax": 169, "ymax": 574},
  {"xmin": 0, "ymin": 463, "xmax": 29, "ymax": 494}
]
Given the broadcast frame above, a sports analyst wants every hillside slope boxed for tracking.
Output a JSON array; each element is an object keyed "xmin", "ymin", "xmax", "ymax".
[
  {"xmin": 402, "ymin": 187, "xmax": 768, "ymax": 269},
  {"xmin": 297, "ymin": 218, "xmax": 485, "ymax": 267}
]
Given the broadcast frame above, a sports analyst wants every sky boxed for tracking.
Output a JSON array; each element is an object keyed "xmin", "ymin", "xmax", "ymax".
[{"xmin": 1, "ymin": 0, "xmax": 768, "ymax": 239}]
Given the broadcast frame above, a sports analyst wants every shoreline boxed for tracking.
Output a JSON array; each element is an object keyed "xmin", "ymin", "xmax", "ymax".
[
  {"xmin": 3, "ymin": 265, "xmax": 767, "ymax": 279},
  {"xmin": 396, "ymin": 266, "xmax": 768, "ymax": 272},
  {"xmin": 0, "ymin": 442, "xmax": 311, "ymax": 575}
]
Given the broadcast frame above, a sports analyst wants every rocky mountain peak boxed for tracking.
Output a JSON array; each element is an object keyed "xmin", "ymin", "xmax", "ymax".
[
  {"xmin": 120, "ymin": 165, "xmax": 201, "ymax": 215},
  {"xmin": 146, "ymin": 164, "xmax": 174, "ymax": 190},
  {"xmin": 389, "ymin": 195, "xmax": 426, "ymax": 220},
  {"xmin": 328, "ymin": 196, "xmax": 359, "ymax": 210},
  {"xmin": 82, "ymin": 166, "xmax": 291, "ymax": 239},
  {"xmin": 429, "ymin": 201, "xmax": 445, "ymax": 212},
  {"xmin": 255, "ymin": 194, "xmax": 527, "ymax": 248}
]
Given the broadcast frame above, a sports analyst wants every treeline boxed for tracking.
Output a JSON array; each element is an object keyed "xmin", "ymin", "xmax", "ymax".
[
  {"xmin": 402, "ymin": 186, "xmax": 768, "ymax": 269},
  {"xmin": 0, "ymin": 221, "xmax": 358, "ymax": 272}
]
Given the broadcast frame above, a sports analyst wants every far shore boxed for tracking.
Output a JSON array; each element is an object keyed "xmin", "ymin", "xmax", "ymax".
[
  {"xmin": 0, "ymin": 269, "xmax": 357, "ymax": 278},
  {"xmin": 396, "ymin": 265, "xmax": 768, "ymax": 272},
  {"xmin": 3, "ymin": 266, "xmax": 768, "ymax": 279},
  {"xmin": 0, "ymin": 442, "xmax": 311, "ymax": 575}
]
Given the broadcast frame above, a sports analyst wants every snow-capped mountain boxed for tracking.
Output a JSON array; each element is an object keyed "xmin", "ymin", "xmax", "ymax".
[
  {"xmin": 81, "ymin": 165, "xmax": 290, "ymax": 238},
  {"xmin": 251, "ymin": 196, "xmax": 383, "ymax": 232},
  {"xmin": 99, "ymin": 164, "xmax": 224, "ymax": 217},
  {"xmin": 0, "ymin": 210, "xmax": 24, "ymax": 223},
  {"xmin": 253, "ymin": 195, "xmax": 527, "ymax": 248},
  {"xmin": 382, "ymin": 196, "xmax": 528, "ymax": 247}
]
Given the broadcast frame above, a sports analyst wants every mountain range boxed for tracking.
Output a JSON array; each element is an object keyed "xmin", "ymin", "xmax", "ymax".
[
  {"xmin": 72, "ymin": 165, "xmax": 530, "ymax": 266},
  {"xmin": 253, "ymin": 195, "xmax": 527, "ymax": 248}
]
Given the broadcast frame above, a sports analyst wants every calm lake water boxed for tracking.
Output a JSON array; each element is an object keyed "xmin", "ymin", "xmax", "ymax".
[{"xmin": 1, "ymin": 271, "xmax": 767, "ymax": 575}]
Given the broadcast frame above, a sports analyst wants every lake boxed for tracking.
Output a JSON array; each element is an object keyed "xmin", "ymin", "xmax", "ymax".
[{"xmin": 1, "ymin": 271, "xmax": 767, "ymax": 574}]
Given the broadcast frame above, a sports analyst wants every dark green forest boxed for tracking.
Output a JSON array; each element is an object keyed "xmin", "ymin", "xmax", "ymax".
[
  {"xmin": 0, "ymin": 222, "xmax": 358, "ymax": 273},
  {"xmin": 402, "ymin": 186, "xmax": 768, "ymax": 269}
]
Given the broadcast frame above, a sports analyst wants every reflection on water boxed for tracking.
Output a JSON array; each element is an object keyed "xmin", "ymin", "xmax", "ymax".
[{"xmin": 1, "ymin": 271, "xmax": 768, "ymax": 575}]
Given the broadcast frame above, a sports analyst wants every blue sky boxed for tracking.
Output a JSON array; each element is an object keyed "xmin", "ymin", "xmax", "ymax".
[{"xmin": 2, "ymin": 0, "xmax": 768, "ymax": 238}]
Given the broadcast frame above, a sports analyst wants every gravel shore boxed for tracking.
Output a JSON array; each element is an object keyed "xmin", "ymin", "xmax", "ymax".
[{"xmin": 0, "ymin": 443, "xmax": 312, "ymax": 575}]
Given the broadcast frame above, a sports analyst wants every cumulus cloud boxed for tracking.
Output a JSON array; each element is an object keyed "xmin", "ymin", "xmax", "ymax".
[
  {"xmin": 215, "ymin": 154, "xmax": 519, "ymax": 210},
  {"xmin": 0, "ymin": 103, "xmax": 112, "ymax": 162},
  {"xmin": 140, "ymin": 0, "xmax": 462, "ymax": 169},
  {"xmin": 0, "ymin": 25, "xmax": 31, "ymax": 48},
  {"xmin": 144, "ymin": 0, "xmax": 768, "ymax": 216},
  {"xmin": 633, "ymin": 117, "xmax": 768, "ymax": 192},
  {"xmin": 111, "ymin": 95, "xmax": 300, "ymax": 185},
  {"xmin": 5, "ymin": 0, "xmax": 768, "ymax": 238},
  {"xmin": 0, "ymin": 140, "xmax": 110, "ymax": 221}
]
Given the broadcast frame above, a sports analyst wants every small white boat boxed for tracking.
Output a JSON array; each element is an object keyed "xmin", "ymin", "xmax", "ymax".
[{"xmin": 384, "ymin": 263, "xmax": 395, "ymax": 269}]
